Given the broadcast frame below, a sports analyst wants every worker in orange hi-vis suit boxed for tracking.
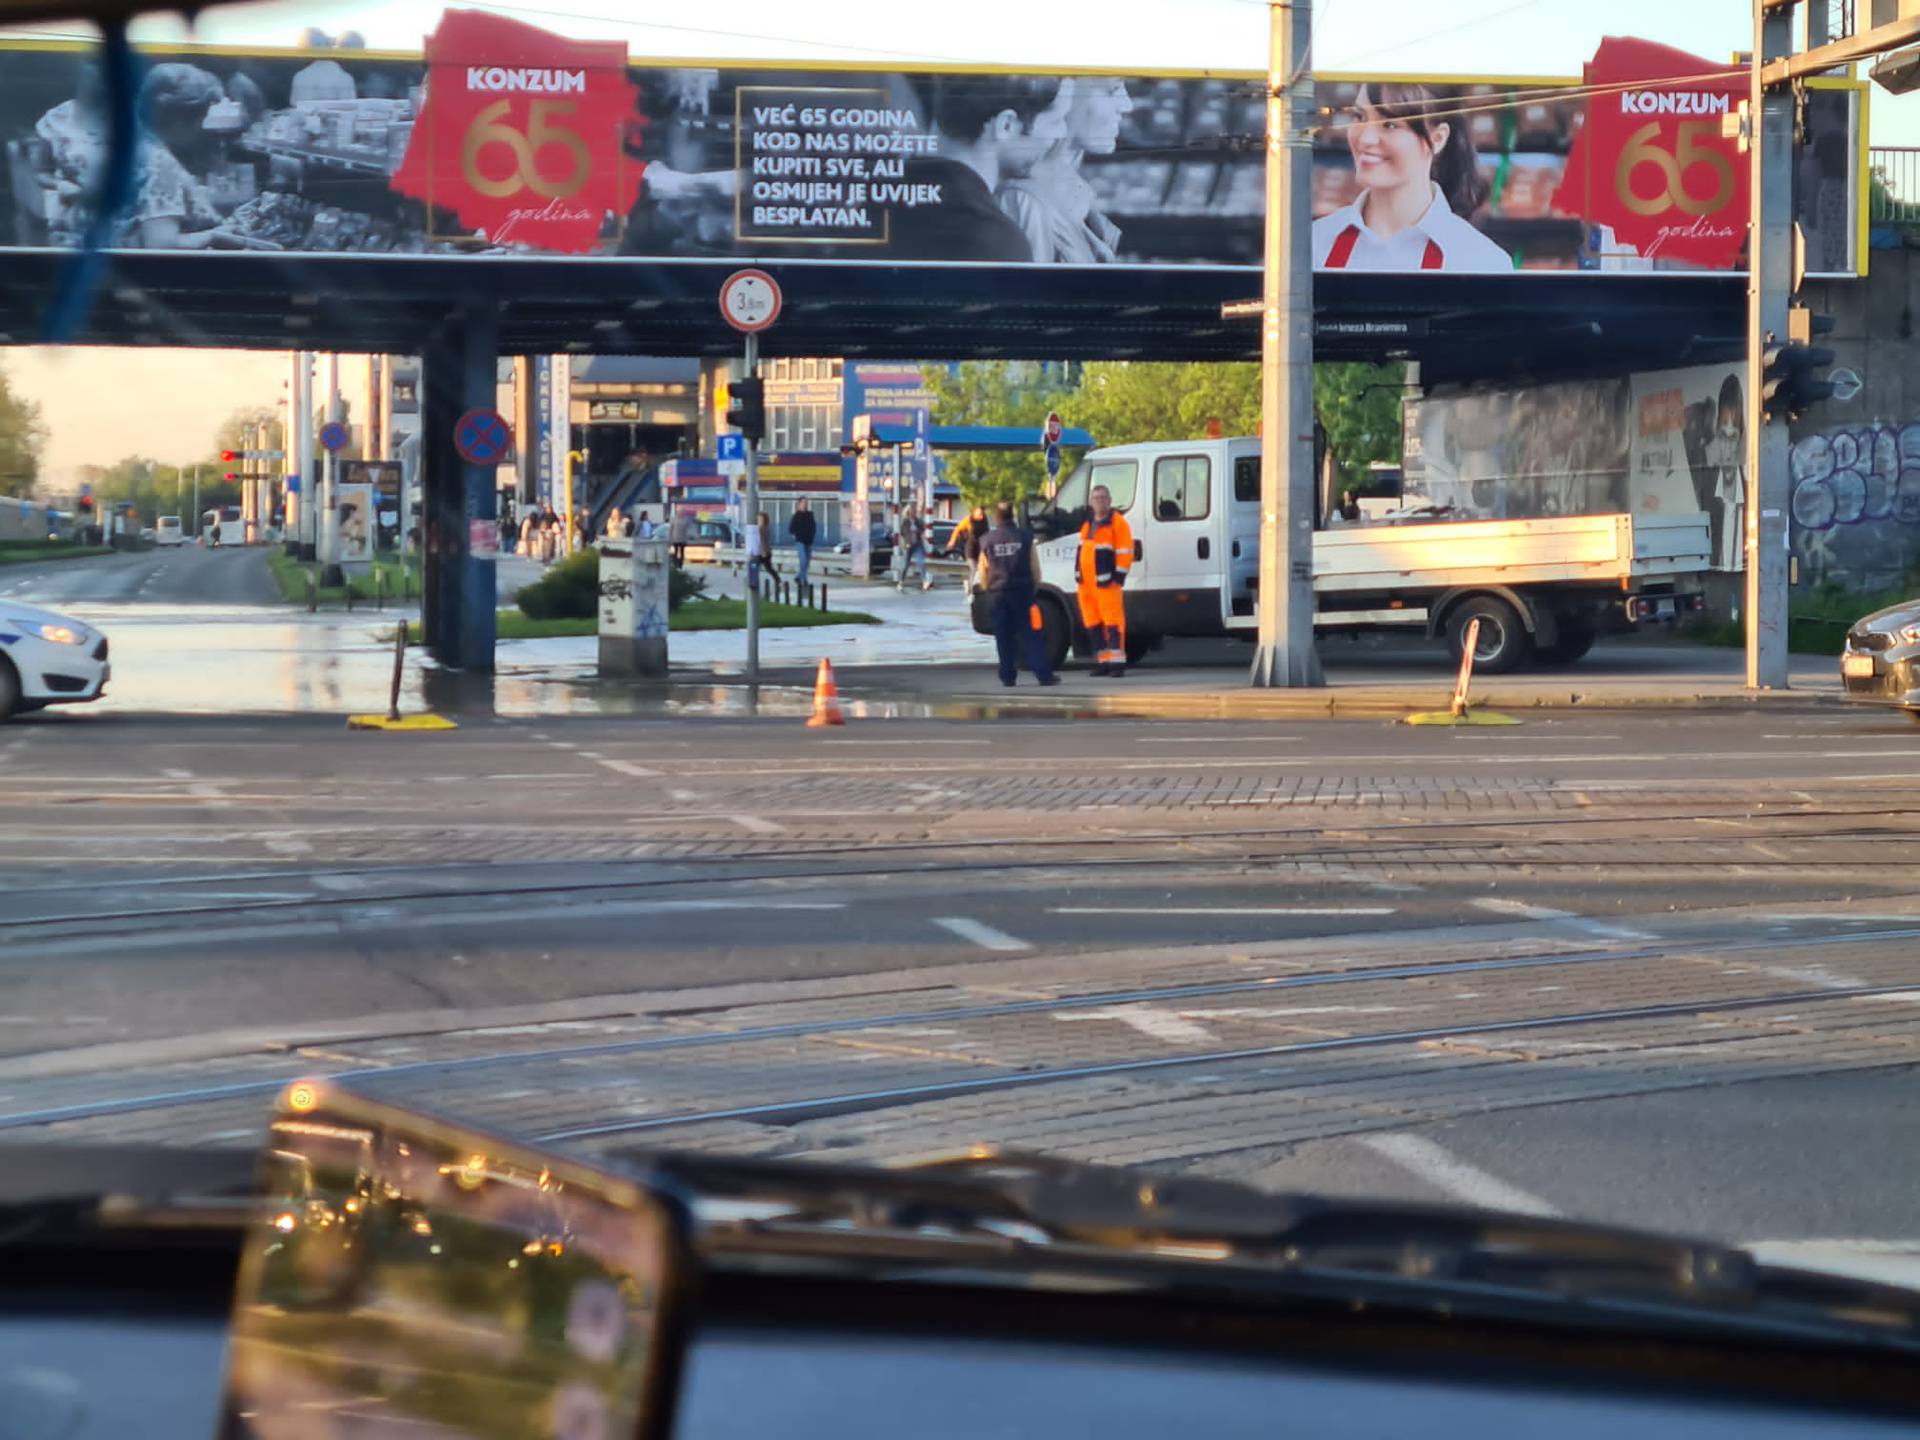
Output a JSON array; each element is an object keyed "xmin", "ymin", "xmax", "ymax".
[{"xmin": 1076, "ymin": 483, "xmax": 1134, "ymax": 677}]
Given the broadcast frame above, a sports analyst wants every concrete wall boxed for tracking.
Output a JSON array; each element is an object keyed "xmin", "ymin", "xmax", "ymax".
[{"xmin": 1795, "ymin": 240, "xmax": 1920, "ymax": 594}]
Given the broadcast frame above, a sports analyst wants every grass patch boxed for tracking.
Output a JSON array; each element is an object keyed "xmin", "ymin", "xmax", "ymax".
[
  {"xmin": 0, "ymin": 542, "xmax": 113, "ymax": 565},
  {"xmin": 403, "ymin": 598, "xmax": 875, "ymax": 643},
  {"xmin": 269, "ymin": 551, "xmax": 422, "ymax": 606},
  {"xmin": 1682, "ymin": 576, "xmax": 1915, "ymax": 656}
]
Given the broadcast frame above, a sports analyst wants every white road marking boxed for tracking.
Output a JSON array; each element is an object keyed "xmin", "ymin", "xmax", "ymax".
[
  {"xmin": 311, "ymin": 874, "xmax": 367, "ymax": 892},
  {"xmin": 931, "ymin": 916, "xmax": 1032, "ymax": 952},
  {"xmin": 162, "ymin": 768, "xmax": 194, "ymax": 780},
  {"xmin": 668, "ymin": 789, "xmax": 702, "ymax": 801},
  {"xmin": 595, "ymin": 758, "xmax": 661, "ymax": 778},
  {"xmin": 1468, "ymin": 897, "xmax": 1650, "ymax": 940},
  {"xmin": 263, "ymin": 835, "xmax": 312, "ymax": 855},
  {"xmin": 1058, "ymin": 1005, "xmax": 1215, "ymax": 1045},
  {"xmin": 9, "ymin": 899, "xmax": 849, "ymax": 959},
  {"xmin": 1051, "ymin": 905, "xmax": 1396, "ymax": 917},
  {"xmin": 730, "ymin": 815, "xmax": 786, "ymax": 835},
  {"xmin": 1356, "ymin": 1133, "xmax": 1561, "ymax": 1217},
  {"xmin": 1470, "ymin": 898, "xmax": 1575, "ymax": 921}
]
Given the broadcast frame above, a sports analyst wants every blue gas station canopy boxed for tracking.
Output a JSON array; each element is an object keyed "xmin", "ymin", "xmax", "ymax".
[{"xmin": 857, "ymin": 423, "xmax": 1097, "ymax": 451}]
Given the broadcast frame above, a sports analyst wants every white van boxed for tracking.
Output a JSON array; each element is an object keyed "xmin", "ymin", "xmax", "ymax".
[
  {"xmin": 155, "ymin": 515, "xmax": 184, "ymax": 546},
  {"xmin": 983, "ymin": 438, "xmax": 1709, "ymax": 674}
]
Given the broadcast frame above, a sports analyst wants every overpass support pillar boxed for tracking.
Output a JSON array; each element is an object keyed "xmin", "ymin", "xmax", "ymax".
[{"xmin": 420, "ymin": 305, "xmax": 499, "ymax": 671}]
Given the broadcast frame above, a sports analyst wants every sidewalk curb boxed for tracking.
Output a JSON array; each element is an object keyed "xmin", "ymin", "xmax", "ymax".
[{"xmin": 822, "ymin": 681, "xmax": 1849, "ymax": 719}]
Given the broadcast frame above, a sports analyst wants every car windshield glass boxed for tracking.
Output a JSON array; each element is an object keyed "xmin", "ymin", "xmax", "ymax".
[{"xmin": 0, "ymin": 3, "xmax": 1905, "ymax": 1391}]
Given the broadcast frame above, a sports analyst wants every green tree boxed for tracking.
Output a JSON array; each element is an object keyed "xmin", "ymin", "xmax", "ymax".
[
  {"xmin": 1313, "ymin": 361, "xmax": 1405, "ymax": 488},
  {"xmin": 1071, "ymin": 362, "xmax": 1262, "ymax": 446},
  {"xmin": 0, "ymin": 359, "xmax": 47, "ymax": 499},
  {"xmin": 924, "ymin": 361, "xmax": 1074, "ymax": 507}
]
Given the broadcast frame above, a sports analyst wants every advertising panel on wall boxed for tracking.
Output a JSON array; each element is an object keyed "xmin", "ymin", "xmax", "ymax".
[{"xmin": 0, "ymin": 12, "xmax": 1864, "ymax": 276}]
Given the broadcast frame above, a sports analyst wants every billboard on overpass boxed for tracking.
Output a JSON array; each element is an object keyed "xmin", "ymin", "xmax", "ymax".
[{"xmin": 0, "ymin": 13, "xmax": 1864, "ymax": 275}]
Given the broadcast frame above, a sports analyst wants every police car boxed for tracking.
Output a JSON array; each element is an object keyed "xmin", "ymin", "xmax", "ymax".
[{"xmin": 0, "ymin": 598, "xmax": 109, "ymax": 719}]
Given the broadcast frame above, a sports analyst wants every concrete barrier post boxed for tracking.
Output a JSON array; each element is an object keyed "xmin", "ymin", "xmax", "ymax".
[{"xmin": 598, "ymin": 538, "xmax": 669, "ymax": 677}]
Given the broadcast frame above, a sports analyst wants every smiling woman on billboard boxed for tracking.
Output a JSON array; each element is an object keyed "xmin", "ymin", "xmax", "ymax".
[{"xmin": 1312, "ymin": 83, "xmax": 1513, "ymax": 274}]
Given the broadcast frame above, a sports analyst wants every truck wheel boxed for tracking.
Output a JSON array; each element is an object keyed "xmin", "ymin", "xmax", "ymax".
[
  {"xmin": 0, "ymin": 658, "xmax": 18, "ymax": 722},
  {"xmin": 1538, "ymin": 621, "xmax": 1597, "ymax": 665},
  {"xmin": 1446, "ymin": 597, "xmax": 1531, "ymax": 674},
  {"xmin": 1125, "ymin": 629, "xmax": 1154, "ymax": 666},
  {"xmin": 1036, "ymin": 594, "xmax": 1072, "ymax": 673}
]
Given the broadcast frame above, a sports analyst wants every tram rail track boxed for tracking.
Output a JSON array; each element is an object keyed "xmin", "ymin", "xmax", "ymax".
[{"xmin": 6, "ymin": 921, "xmax": 1920, "ymax": 1138}]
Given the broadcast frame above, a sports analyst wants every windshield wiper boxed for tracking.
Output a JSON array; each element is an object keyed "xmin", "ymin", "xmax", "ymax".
[{"xmin": 653, "ymin": 1147, "xmax": 1920, "ymax": 1351}]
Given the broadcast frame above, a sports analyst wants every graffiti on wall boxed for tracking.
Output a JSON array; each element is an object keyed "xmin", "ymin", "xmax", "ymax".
[{"xmin": 1789, "ymin": 423, "xmax": 1920, "ymax": 589}]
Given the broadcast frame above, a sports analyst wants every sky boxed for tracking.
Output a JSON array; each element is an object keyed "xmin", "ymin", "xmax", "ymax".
[{"xmin": 5, "ymin": 0, "xmax": 1917, "ymax": 486}]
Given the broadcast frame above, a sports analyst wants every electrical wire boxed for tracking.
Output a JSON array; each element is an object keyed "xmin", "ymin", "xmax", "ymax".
[{"xmin": 1302, "ymin": 66, "xmax": 1749, "ymax": 138}]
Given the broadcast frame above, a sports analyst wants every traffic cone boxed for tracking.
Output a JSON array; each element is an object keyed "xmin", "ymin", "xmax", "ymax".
[{"xmin": 806, "ymin": 657, "xmax": 846, "ymax": 727}]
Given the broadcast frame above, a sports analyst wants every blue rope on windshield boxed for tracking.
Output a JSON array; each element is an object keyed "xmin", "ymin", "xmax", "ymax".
[{"xmin": 40, "ymin": 20, "xmax": 139, "ymax": 343}]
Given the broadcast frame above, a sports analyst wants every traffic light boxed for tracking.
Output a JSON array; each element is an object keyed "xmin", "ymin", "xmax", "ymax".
[
  {"xmin": 725, "ymin": 377, "xmax": 766, "ymax": 443},
  {"xmin": 76, "ymin": 494, "xmax": 93, "ymax": 513},
  {"xmin": 220, "ymin": 449, "xmax": 239, "ymax": 463},
  {"xmin": 1761, "ymin": 309, "xmax": 1837, "ymax": 421},
  {"xmin": 224, "ymin": 472, "xmax": 239, "ymax": 483}
]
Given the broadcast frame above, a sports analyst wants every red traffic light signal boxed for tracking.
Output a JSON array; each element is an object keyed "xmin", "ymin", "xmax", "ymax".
[
  {"xmin": 224, "ymin": 472, "xmax": 239, "ymax": 482},
  {"xmin": 77, "ymin": 495, "xmax": 93, "ymax": 512},
  {"xmin": 220, "ymin": 449, "xmax": 239, "ymax": 462}
]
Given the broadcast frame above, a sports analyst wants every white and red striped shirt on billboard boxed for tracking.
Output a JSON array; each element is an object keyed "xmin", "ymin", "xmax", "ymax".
[{"xmin": 1310, "ymin": 187, "xmax": 1513, "ymax": 275}]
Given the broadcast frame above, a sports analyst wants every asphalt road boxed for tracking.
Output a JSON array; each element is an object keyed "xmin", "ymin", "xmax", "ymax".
[
  {"xmin": 0, "ymin": 541, "xmax": 282, "ymax": 607},
  {"xmin": 3, "ymin": 703, "xmax": 1920, "ymax": 1274}
]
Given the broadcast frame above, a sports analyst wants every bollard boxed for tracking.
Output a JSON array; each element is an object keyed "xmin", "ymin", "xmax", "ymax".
[
  {"xmin": 819, "ymin": 582, "xmax": 828, "ymax": 614},
  {"xmin": 374, "ymin": 569, "xmax": 384, "ymax": 610},
  {"xmin": 345, "ymin": 581, "xmax": 354, "ymax": 612},
  {"xmin": 387, "ymin": 622, "xmax": 406, "ymax": 722},
  {"xmin": 306, "ymin": 572, "xmax": 317, "ymax": 613}
]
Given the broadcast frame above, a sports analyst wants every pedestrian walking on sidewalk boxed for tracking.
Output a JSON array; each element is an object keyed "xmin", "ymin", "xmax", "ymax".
[
  {"xmin": 669, "ymin": 509, "xmax": 691, "ymax": 567},
  {"xmin": 788, "ymin": 498, "xmax": 817, "ymax": 591},
  {"xmin": 978, "ymin": 501, "xmax": 1059, "ymax": 688},
  {"xmin": 1077, "ymin": 482, "xmax": 1133, "ymax": 676},
  {"xmin": 747, "ymin": 511, "xmax": 778, "ymax": 592},
  {"xmin": 896, "ymin": 501, "xmax": 930, "ymax": 592}
]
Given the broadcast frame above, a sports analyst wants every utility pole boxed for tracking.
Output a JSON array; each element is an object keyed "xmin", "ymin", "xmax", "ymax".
[
  {"xmin": 743, "ymin": 332, "xmax": 761, "ymax": 681},
  {"xmin": 1746, "ymin": 0, "xmax": 1796, "ymax": 690},
  {"xmin": 190, "ymin": 464, "xmax": 199, "ymax": 538},
  {"xmin": 1250, "ymin": 0, "xmax": 1321, "ymax": 688},
  {"xmin": 320, "ymin": 352, "xmax": 342, "ymax": 582},
  {"xmin": 293, "ymin": 352, "xmax": 315, "ymax": 560}
]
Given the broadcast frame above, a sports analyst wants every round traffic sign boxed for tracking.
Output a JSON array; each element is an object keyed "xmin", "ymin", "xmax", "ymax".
[
  {"xmin": 454, "ymin": 408, "xmax": 513, "ymax": 467},
  {"xmin": 719, "ymin": 268, "xmax": 782, "ymax": 333},
  {"xmin": 1043, "ymin": 411, "xmax": 1063, "ymax": 445},
  {"xmin": 318, "ymin": 420, "xmax": 351, "ymax": 454}
]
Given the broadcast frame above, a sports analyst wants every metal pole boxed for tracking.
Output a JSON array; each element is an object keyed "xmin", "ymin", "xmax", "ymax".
[
  {"xmin": 190, "ymin": 464, "xmax": 199, "ymax": 540},
  {"xmin": 744, "ymin": 331, "xmax": 760, "ymax": 681},
  {"xmin": 294, "ymin": 352, "xmax": 315, "ymax": 558},
  {"xmin": 1250, "ymin": 0, "xmax": 1322, "ymax": 688},
  {"xmin": 320, "ymin": 354, "xmax": 343, "ymax": 572},
  {"xmin": 1746, "ymin": 0, "xmax": 1794, "ymax": 690}
]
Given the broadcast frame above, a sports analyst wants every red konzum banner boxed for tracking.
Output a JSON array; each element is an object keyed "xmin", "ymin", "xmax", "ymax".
[
  {"xmin": 389, "ymin": 9, "xmax": 642, "ymax": 253},
  {"xmin": 1552, "ymin": 37, "xmax": 1749, "ymax": 270}
]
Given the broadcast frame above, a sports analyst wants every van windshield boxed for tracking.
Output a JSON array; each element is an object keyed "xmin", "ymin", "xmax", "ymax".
[{"xmin": 1037, "ymin": 457, "xmax": 1138, "ymax": 539}]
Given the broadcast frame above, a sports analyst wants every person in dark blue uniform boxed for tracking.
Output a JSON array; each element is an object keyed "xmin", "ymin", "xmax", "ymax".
[{"xmin": 977, "ymin": 501, "xmax": 1060, "ymax": 688}]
